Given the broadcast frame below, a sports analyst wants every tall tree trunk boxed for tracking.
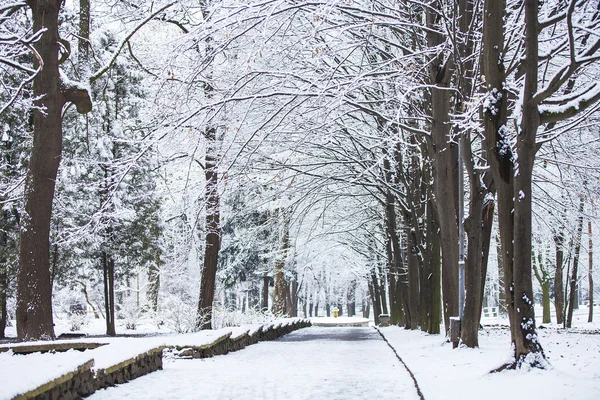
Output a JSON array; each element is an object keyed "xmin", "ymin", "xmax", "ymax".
[
  {"xmin": 554, "ymin": 227, "xmax": 565, "ymax": 325},
  {"xmin": 0, "ymin": 253, "xmax": 6, "ymax": 339},
  {"xmin": 589, "ymin": 221, "xmax": 594, "ymax": 323},
  {"xmin": 16, "ymin": 0, "xmax": 63, "ymax": 341},
  {"xmin": 17, "ymin": 0, "xmax": 91, "ymax": 341},
  {"xmin": 273, "ymin": 212, "xmax": 290, "ymax": 316},
  {"xmin": 383, "ymin": 142, "xmax": 406, "ymax": 326},
  {"xmin": 197, "ymin": 125, "xmax": 221, "ymax": 330},
  {"xmin": 102, "ymin": 251, "xmax": 116, "ymax": 336},
  {"xmin": 347, "ymin": 280, "xmax": 356, "ymax": 317},
  {"xmin": 566, "ymin": 197, "xmax": 585, "ymax": 328},
  {"xmin": 426, "ymin": 4, "xmax": 458, "ymax": 334},
  {"xmin": 510, "ymin": 0, "xmax": 544, "ymax": 364},
  {"xmin": 533, "ymin": 250, "xmax": 551, "ymax": 324},
  {"xmin": 0, "ymin": 211, "xmax": 8, "ymax": 339},
  {"xmin": 369, "ymin": 273, "xmax": 381, "ymax": 325},
  {"xmin": 291, "ymin": 280, "xmax": 298, "ymax": 317},
  {"xmin": 482, "ymin": 0, "xmax": 515, "ymax": 346},
  {"xmin": 461, "ymin": 186, "xmax": 490, "ymax": 347},
  {"xmin": 262, "ymin": 276, "xmax": 269, "ymax": 311},
  {"xmin": 407, "ymin": 235, "xmax": 420, "ymax": 330},
  {"xmin": 377, "ymin": 264, "xmax": 388, "ymax": 316},
  {"xmin": 147, "ymin": 253, "xmax": 160, "ymax": 313}
]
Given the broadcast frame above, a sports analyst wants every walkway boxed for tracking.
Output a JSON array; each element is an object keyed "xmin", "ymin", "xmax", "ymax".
[{"xmin": 89, "ymin": 327, "xmax": 420, "ymax": 400}]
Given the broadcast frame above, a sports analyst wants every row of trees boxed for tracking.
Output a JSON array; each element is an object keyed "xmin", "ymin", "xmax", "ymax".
[{"xmin": 2, "ymin": 0, "xmax": 600, "ymax": 370}]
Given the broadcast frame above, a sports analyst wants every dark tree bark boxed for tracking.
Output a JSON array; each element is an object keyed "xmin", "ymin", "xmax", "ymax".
[
  {"xmin": 510, "ymin": 0, "xmax": 544, "ymax": 364},
  {"xmin": 554, "ymin": 227, "xmax": 565, "ymax": 325},
  {"xmin": 262, "ymin": 275, "xmax": 269, "ymax": 311},
  {"xmin": 0, "ymin": 238, "xmax": 6, "ymax": 339},
  {"xmin": 147, "ymin": 260, "xmax": 160, "ymax": 313},
  {"xmin": 273, "ymin": 212, "xmax": 290, "ymax": 316},
  {"xmin": 589, "ymin": 221, "xmax": 594, "ymax": 323},
  {"xmin": 197, "ymin": 125, "xmax": 221, "ymax": 330},
  {"xmin": 482, "ymin": 0, "xmax": 515, "ymax": 346},
  {"xmin": 369, "ymin": 273, "xmax": 381, "ymax": 325},
  {"xmin": 17, "ymin": 0, "xmax": 91, "ymax": 341},
  {"xmin": 382, "ymin": 141, "xmax": 406, "ymax": 326},
  {"xmin": 533, "ymin": 249, "xmax": 551, "ymax": 324},
  {"xmin": 425, "ymin": 3, "xmax": 459, "ymax": 334},
  {"xmin": 407, "ymin": 233, "xmax": 420, "ymax": 330},
  {"xmin": 566, "ymin": 197, "xmax": 585, "ymax": 328},
  {"xmin": 102, "ymin": 251, "xmax": 116, "ymax": 336},
  {"xmin": 347, "ymin": 280, "xmax": 356, "ymax": 317}
]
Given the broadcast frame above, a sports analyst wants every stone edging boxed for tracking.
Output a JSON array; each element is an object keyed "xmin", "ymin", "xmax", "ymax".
[{"xmin": 9, "ymin": 319, "xmax": 312, "ymax": 399}]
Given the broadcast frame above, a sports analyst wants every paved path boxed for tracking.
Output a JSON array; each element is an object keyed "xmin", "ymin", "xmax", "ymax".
[{"xmin": 89, "ymin": 327, "xmax": 420, "ymax": 400}]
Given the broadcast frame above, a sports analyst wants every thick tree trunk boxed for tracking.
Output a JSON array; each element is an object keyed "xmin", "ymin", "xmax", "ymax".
[
  {"xmin": 511, "ymin": 0, "xmax": 545, "ymax": 365},
  {"xmin": 426, "ymin": 5, "xmax": 458, "ymax": 333},
  {"xmin": 482, "ymin": 0, "xmax": 515, "ymax": 346},
  {"xmin": 566, "ymin": 197, "xmax": 585, "ymax": 328},
  {"xmin": 17, "ymin": 0, "xmax": 90, "ymax": 341},
  {"xmin": 461, "ymin": 188, "xmax": 485, "ymax": 347},
  {"xmin": 197, "ymin": 127, "xmax": 221, "ymax": 330},
  {"xmin": 16, "ymin": 0, "xmax": 65, "ymax": 341}
]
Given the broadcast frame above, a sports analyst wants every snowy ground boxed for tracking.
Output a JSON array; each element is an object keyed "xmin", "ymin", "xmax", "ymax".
[
  {"xmin": 379, "ymin": 324, "xmax": 600, "ymax": 400},
  {"xmin": 88, "ymin": 327, "xmax": 420, "ymax": 400},
  {"xmin": 2, "ymin": 307, "xmax": 599, "ymax": 399}
]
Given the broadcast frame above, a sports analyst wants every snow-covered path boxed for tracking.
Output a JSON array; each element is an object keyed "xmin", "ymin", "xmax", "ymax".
[{"xmin": 89, "ymin": 327, "xmax": 420, "ymax": 400}]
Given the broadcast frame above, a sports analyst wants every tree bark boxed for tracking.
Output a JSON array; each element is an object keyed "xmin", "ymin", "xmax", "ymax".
[
  {"xmin": 482, "ymin": 0, "xmax": 515, "ymax": 346},
  {"xmin": 566, "ymin": 197, "xmax": 585, "ymax": 328},
  {"xmin": 16, "ymin": 0, "xmax": 63, "ymax": 341},
  {"xmin": 347, "ymin": 280, "xmax": 356, "ymax": 317},
  {"xmin": 263, "ymin": 275, "xmax": 269, "ymax": 311},
  {"xmin": 102, "ymin": 251, "xmax": 116, "ymax": 336},
  {"xmin": 369, "ymin": 273, "xmax": 381, "ymax": 325},
  {"xmin": 510, "ymin": 0, "xmax": 544, "ymax": 364},
  {"xmin": 589, "ymin": 221, "xmax": 594, "ymax": 323},
  {"xmin": 426, "ymin": 3, "xmax": 458, "ymax": 334},
  {"xmin": 17, "ymin": 0, "xmax": 91, "ymax": 341},
  {"xmin": 197, "ymin": 125, "xmax": 221, "ymax": 330},
  {"xmin": 273, "ymin": 212, "xmax": 290, "ymax": 316},
  {"xmin": 554, "ymin": 227, "xmax": 565, "ymax": 325},
  {"xmin": 533, "ymin": 249, "xmax": 551, "ymax": 324}
]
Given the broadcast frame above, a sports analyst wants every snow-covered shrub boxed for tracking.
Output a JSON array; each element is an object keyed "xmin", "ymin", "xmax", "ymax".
[
  {"xmin": 120, "ymin": 296, "xmax": 141, "ymax": 330},
  {"xmin": 212, "ymin": 306, "xmax": 275, "ymax": 329},
  {"xmin": 53, "ymin": 287, "xmax": 89, "ymax": 331},
  {"xmin": 159, "ymin": 296, "xmax": 198, "ymax": 333}
]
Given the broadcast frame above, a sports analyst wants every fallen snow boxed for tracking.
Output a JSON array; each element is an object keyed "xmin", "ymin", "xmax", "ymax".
[
  {"xmin": 378, "ymin": 325, "xmax": 600, "ymax": 400},
  {"xmin": 88, "ymin": 327, "xmax": 420, "ymax": 400},
  {"xmin": 0, "ymin": 350, "xmax": 93, "ymax": 399},
  {"xmin": 0, "ymin": 319, "xmax": 307, "ymax": 399}
]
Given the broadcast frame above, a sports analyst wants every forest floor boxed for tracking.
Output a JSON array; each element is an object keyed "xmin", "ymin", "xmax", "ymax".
[{"xmin": 88, "ymin": 326, "xmax": 420, "ymax": 400}]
